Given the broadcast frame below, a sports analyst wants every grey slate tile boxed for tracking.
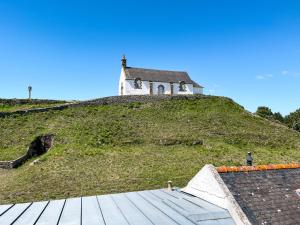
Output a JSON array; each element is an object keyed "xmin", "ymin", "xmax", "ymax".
[{"xmin": 220, "ymin": 168, "xmax": 300, "ymax": 225}]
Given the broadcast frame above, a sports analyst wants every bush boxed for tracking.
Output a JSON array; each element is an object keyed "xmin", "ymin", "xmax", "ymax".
[
  {"xmin": 292, "ymin": 122, "xmax": 300, "ymax": 132},
  {"xmin": 273, "ymin": 112, "xmax": 285, "ymax": 123},
  {"xmin": 256, "ymin": 106, "xmax": 273, "ymax": 118},
  {"xmin": 286, "ymin": 109, "xmax": 300, "ymax": 125},
  {"xmin": 256, "ymin": 107, "xmax": 286, "ymax": 124}
]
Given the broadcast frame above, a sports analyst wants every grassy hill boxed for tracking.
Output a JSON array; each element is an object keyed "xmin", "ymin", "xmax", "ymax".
[{"xmin": 0, "ymin": 95, "xmax": 299, "ymax": 204}]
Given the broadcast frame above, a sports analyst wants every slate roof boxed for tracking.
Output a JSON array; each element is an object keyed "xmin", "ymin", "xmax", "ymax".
[
  {"xmin": 0, "ymin": 189, "xmax": 234, "ymax": 225},
  {"xmin": 219, "ymin": 165, "xmax": 300, "ymax": 225},
  {"xmin": 124, "ymin": 67, "xmax": 203, "ymax": 88}
]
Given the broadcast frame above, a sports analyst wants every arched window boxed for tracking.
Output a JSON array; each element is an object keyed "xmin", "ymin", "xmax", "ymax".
[
  {"xmin": 179, "ymin": 81, "xmax": 186, "ymax": 92},
  {"xmin": 134, "ymin": 78, "xmax": 142, "ymax": 89},
  {"xmin": 158, "ymin": 85, "xmax": 165, "ymax": 95}
]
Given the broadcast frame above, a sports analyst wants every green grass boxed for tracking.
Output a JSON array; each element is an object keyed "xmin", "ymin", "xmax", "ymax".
[{"xmin": 0, "ymin": 96, "xmax": 299, "ymax": 204}]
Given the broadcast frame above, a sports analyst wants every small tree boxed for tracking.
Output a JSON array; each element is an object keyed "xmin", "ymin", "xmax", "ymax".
[
  {"xmin": 256, "ymin": 106, "xmax": 273, "ymax": 118},
  {"xmin": 273, "ymin": 112, "xmax": 285, "ymax": 123},
  {"xmin": 285, "ymin": 108, "xmax": 300, "ymax": 131},
  {"xmin": 292, "ymin": 121, "xmax": 300, "ymax": 132},
  {"xmin": 28, "ymin": 86, "xmax": 32, "ymax": 101}
]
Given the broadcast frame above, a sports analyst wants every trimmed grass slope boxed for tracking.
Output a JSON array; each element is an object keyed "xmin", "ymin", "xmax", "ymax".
[{"xmin": 0, "ymin": 95, "xmax": 299, "ymax": 204}]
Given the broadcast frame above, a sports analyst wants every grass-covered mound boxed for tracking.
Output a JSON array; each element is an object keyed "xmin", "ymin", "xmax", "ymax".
[{"xmin": 0, "ymin": 95, "xmax": 299, "ymax": 204}]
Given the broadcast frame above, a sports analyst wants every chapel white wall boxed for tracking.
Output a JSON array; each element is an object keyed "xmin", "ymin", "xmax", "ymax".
[
  {"xmin": 172, "ymin": 83, "xmax": 194, "ymax": 95},
  {"xmin": 124, "ymin": 80, "xmax": 150, "ymax": 95},
  {"xmin": 118, "ymin": 68, "xmax": 126, "ymax": 95},
  {"xmin": 152, "ymin": 82, "xmax": 171, "ymax": 95},
  {"xmin": 193, "ymin": 87, "xmax": 203, "ymax": 94}
]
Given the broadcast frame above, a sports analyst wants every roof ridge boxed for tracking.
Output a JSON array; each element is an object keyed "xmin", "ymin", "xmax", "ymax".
[
  {"xmin": 126, "ymin": 66, "xmax": 188, "ymax": 73},
  {"xmin": 217, "ymin": 163, "xmax": 300, "ymax": 173}
]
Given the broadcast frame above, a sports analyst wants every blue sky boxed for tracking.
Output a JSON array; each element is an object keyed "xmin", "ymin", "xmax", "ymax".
[{"xmin": 0, "ymin": 0, "xmax": 300, "ymax": 115}]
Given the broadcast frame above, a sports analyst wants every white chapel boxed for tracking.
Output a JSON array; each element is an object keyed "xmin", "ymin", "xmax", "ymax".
[{"xmin": 119, "ymin": 55, "xmax": 203, "ymax": 96}]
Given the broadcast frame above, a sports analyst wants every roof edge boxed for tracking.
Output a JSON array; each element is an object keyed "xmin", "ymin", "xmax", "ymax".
[
  {"xmin": 182, "ymin": 164, "xmax": 252, "ymax": 225},
  {"xmin": 125, "ymin": 66, "xmax": 188, "ymax": 74},
  {"xmin": 217, "ymin": 163, "xmax": 300, "ymax": 173},
  {"xmin": 191, "ymin": 80, "xmax": 204, "ymax": 88}
]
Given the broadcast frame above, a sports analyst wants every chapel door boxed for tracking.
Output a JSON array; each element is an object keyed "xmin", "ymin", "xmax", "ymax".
[
  {"xmin": 170, "ymin": 83, "xmax": 174, "ymax": 95},
  {"xmin": 121, "ymin": 84, "xmax": 124, "ymax": 95},
  {"xmin": 158, "ymin": 85, "xmax": 165, "ymax": 95},
  {"xmin": 150, "ymin": 82, "xmax": 153, "ymax": 95}
]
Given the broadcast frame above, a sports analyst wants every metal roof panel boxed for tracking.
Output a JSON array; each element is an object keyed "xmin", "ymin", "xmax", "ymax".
[
  {"xmin": 81, "ymin": 196, "xmax": 105, "ymax": 225},
  {"xmin": 0, "ymin": 189, "xmax": 235, "ymax": 225}
]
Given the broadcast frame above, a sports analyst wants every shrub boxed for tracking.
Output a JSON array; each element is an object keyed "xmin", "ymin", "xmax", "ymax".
[
  {"xmin": 256, "ymin": 106, "xmax": 273, "ymax": 118},
  {"xmin": 273, "ymin": 112, "xmax": 285, "ymax": 123}
]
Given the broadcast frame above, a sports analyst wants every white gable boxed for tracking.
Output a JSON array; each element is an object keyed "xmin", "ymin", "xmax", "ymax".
[{"xmin": 182, "ymin": 164, "xmax": 252, "ymax": 225}]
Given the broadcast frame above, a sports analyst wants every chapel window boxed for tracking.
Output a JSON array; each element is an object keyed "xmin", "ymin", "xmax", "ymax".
[
  {"xmin": 158, "ymin": 85, "xmax": 165, "ymax": 95},
  {"xmin": 134, "ymin": 78, "xmax": 142, "ymax": 89},
  {"xmin": 179, "ymin": 81, "xmax": 186, "ymax": 91}
]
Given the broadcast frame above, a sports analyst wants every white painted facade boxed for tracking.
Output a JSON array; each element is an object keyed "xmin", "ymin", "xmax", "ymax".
[
  {"xmin": 193, "ymin": 87, "xmax": 202, "ymax": 94},
  {"xmin": 119, "ymin": 67, "xmax": 203, "ymax": 96}
]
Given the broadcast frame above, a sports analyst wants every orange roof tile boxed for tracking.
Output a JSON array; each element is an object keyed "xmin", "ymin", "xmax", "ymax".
[{"xmin": 216, "ymin": 163, "xmax": 300, "ymax": 173}]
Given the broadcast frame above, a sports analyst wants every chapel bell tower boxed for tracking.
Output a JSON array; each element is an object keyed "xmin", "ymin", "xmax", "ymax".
[{"xmin": 121, "ymin": 54, "xmax": 127, "ymax": 68}]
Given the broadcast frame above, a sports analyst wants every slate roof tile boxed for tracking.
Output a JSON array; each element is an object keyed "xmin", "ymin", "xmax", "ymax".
[
  {"xmin": 219, "ymin": 165, "xmax": 300, "ymax": 225},
  {"xmin": 124, "ymin": 67, "xmax": 203, "ymax": 87}
]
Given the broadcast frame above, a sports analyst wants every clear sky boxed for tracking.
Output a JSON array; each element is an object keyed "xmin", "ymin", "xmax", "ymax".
[{"xmin": 0, "ymin": 0, "xmax": 299, "ymax": 115}]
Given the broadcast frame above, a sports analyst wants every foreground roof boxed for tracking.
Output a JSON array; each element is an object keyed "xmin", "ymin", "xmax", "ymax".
[
  {"xmin": 183, "ymin": 164, "xmax": 300, "ymax": 225},
  {"xmin": 124, "ymin": 67, "xmax": 203, "ymax": 88},
  {"xmin": 219, "ymin": 165, "xmax": 300, "ymax": 225},
  {"xmin": 0, "ymin": 189, "xmax": 234, "ymax": 225}
]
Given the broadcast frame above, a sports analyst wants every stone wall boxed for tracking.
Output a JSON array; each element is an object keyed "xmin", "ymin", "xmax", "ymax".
[
  {"xmin": 0, "ymin": 103, "xmax": 75, "ymax": 118},
  {"xmin": 0, "ymin": 134, "xmax": 54, "ymax": 169},
  {"xmin": 0, "ymin": 98, "xmax": 67, "ymax": 105},
  {"xmin": 0, "ymin": 155, "xmax": 30, "ymax": 169},
  {"xmin": 0, "ymin": 95, "xmax": 210, "ymax": 118},
  {"xmin": 82, "ymin": 94, "xmax": 207, "ymax": 106}
]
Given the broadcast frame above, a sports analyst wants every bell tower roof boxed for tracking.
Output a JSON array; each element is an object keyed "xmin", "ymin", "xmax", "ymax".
[{"xmin": 121, "ymin": 54, "xmax": 127, "ymax": 68}]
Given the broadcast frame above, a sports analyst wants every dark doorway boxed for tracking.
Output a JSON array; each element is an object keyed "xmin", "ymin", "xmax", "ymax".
[
  {"xmin": 158, "ymin": 85, "xmax": 165, "ymax": 95},
  {"xmin": 150, "ymin": 82, "xmax": 153, "ymax": 95}
]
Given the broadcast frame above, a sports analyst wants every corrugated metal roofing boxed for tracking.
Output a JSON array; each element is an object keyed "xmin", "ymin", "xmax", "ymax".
[{"xmin": 0, "ymin": 189, "xmax": 234, "ymax": 225}]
